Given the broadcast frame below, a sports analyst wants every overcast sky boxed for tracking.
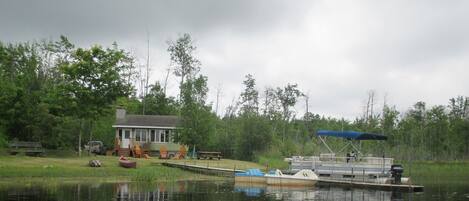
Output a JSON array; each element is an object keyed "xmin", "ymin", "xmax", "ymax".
[{"xmin": 1, "ymin": 0, "xmax": 468, "ymax": 119}]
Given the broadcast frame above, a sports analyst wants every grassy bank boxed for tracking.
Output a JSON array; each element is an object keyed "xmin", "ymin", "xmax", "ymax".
[
  {"xmin": 256, "ymin": 155, "xmax": 289, "ymax": 170},
  {"xmin": 402, "ymin": 161, "xmax": 469, "ymax": 184},
  {"xmin": 4, "ymin": 154, "xmax": 467, "ymax": 184},
  {"xmin": 0, "ymin": 155, "xmax": 261, "ymax": 182}
]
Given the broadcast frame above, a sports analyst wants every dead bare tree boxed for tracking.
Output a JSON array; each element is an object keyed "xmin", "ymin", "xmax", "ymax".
[
  {"xmin": 163, "ymin": 68, "xmax": 171, "ymax": 95},
  {"xmin": 143, "ymin": 32, "xmax": 151, "ymax": 115},
  {"xmin": 215, "ymin": 84, "xmax": 222, "ymax": 116}
]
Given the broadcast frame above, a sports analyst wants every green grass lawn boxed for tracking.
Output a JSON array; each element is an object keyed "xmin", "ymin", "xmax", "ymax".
[
  {"xmin": 0, "ymin": 155, "xmax": 229, "ymax": 182},
  {"xmin": 0, "ymin": 153, "xmax": 281, "ymax": 183}
]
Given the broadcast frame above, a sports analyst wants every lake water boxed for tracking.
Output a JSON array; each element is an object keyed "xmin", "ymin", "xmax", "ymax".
[{"xmin": 1, "ymin": 179, "xmax": 469, "ymax": 201}]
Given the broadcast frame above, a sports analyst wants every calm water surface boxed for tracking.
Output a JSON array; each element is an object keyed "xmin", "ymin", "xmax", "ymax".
[{"xmin": 1, "ymin": 179, "xmax": 469, "ymax": 201}]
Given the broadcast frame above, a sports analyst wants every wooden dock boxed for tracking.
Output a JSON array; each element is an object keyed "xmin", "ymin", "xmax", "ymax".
[
  {"xmin": 162, "ymin": 162, "xmax": 423, "ymax": 192},
  {"xmin": 317, "ymin": 179, "xmax": 424, "ymax": 192},
  {"xmin": 162, "ymin": 162, "xmax": 245, "ymax": 177}
]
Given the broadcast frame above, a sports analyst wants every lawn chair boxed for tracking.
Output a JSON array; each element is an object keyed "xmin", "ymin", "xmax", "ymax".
[
  {"xmin": 159, "ymin": 146, "xmax": 169, "ymax": 159},
  {"xmin": 133, "ymin": 144, "xmax": 142, "ymax": 158},
  {"xmin": 172, "ymin": 145, "xmax": 187, "ymax": 160}
]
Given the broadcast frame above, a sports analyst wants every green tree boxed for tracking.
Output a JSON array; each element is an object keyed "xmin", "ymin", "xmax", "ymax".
[
  {"xmin": 235, "ymin": 75, "xmax": 273, "ymax": 160},
  {"xmin": 236, "ymin": 115, "xmax": 272, "ymax": 160},
  {"xmin": 448, "ymin": 96, "xmax": 469, "ymax": 157},
  {"xmin": 59, "ymin": 43, "xmax": 135, "ymax": 155},
  {"xmin": 239, "ymin": 74, "xmax": 259, "ymax": 115},
  {"xmin": 0, "ymin": 41, "xmax": 58, "ymax": 144},
  {"xmin": 167, "ymin": 33, "xmax": 201, "ymax": 99},
  {"xmin": 177, "ymin": 75, "xmax": 215, "ymax": 151},
  {"xmin": 141, "ymin": 82, "xmax": 178, "ymax": 115},
  {"xmin": 276, "ymin": 83, "xmax": 303, "ymax": 142},
  {"xmin": 425, "ymin": 105, "xmax": 450, "ymax": 159},
  {"xmin": 381, "ymin": 105, "xmax": 400, "ymax": 148},
  {"xmin": 262, "ymin": 87, "xmax": 282, "ymax": 120}
]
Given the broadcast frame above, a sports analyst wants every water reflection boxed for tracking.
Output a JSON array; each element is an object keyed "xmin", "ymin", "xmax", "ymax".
[
  {"xmin": 234, "ymin": 182, "xmax": 317, "ymax": 200},
  {"xmin": 234, "ymin": 183, "xmax": 265, "ymax": 197},
  {"xmin": 0, "ymin": 179, "xmax": 466, "ymax": 201},
  {"xmin": 113, "ymin": 181, "xmax": 239, "ymax": 201},
  {"xmin": 234, "ymin": 182, "xmax": 405, "ymax": 201},
  {"xmin": 116, "ymin": 182, "xmax": 186, "ymax": 201}
]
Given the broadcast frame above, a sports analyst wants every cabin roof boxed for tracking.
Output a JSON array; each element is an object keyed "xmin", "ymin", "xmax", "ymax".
[{"xmin": 113, "ymin": 115, "xmax": 180, "ymax": 128}]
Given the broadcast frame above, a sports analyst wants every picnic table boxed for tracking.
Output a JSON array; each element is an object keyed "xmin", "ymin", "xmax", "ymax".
[
  {"xmin": 8, "ymin": 141, "xmax": 45, "ymax": 156},
  {"xmin": 197, "ymin": 151, "xmax": 222, "ymax": 160}
]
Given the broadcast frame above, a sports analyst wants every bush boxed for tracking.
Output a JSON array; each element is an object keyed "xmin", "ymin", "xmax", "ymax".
[
  {"xmin": 256, "ymin": 152, "xmax": 289, "ymax": 170},
  {"xmin": 0, "ymin": 128, "xmax": 8, "ymax": 148}
]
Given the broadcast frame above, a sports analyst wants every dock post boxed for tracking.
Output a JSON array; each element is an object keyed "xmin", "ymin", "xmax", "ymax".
[{"xmin": 363, "ymin": 169, "xmax": 365, "ymax": 182}]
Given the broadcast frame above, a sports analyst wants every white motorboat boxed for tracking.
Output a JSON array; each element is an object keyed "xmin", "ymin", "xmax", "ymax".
[{"xmin": 265, "ymin": 169, "xmax": 318, "ymax": 186}]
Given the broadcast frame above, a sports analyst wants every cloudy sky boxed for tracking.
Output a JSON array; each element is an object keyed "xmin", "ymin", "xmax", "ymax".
[{"xmin": 1, "ymin": 0, "xmax": 468, "ymax": 119}]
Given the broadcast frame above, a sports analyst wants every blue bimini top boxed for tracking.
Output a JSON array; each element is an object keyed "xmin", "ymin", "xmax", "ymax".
[
  {"xmin": 235, "ymin": 168, "xmax": 265, "ymax": 177},
  {"xmin": 317, "ymin": 130, "xmax": 387, "ymax": 140}
]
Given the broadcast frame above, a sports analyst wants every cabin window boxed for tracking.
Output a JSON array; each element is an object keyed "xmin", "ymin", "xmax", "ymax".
[
  {"xmin": 135, "ymin": 129, "xmax": 147, "ymax": 142},
  {"xmin": 150, "ymin": 130, "xmax": 156, "ymax": 142},
  {"xmin": 159, "ymin": 130, "xmax": 170, "ymax": 143},
  {"xmin": 157, "ymin": 130, "xmax": 171, "ymax": 143},
  {"xmin": 165, "ymin": 130, "xmax": 170, "ymax": 143},
  {"xmin": 155, "ymin": 130, "xmax": 161, "ymax": 142},
  {"xmin": 141, "ymin": 130, "xmax": 147, "ymax": 142},
  {"xmin": 171, "ymin": 131, "xmax": 177, "ymax": 142},
  {"xmin": 160, "ymin": 130, "xmax": 165, "ymax": 142}
]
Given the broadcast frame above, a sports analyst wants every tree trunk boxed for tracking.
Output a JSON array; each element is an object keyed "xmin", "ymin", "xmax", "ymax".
[
  {"xmin": 179, "ymin": 74, "xmax": 185, "ymax": 102},
  {"xmin": 78, "ymin": 119, "xmax": 83, "ymax": 157},
  {"xmin": 88, "ymin": 120, "xmax": 94, "ymax": 156}
]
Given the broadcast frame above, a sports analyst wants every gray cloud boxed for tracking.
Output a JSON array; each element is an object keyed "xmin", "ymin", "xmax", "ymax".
[
  {"xmin": 0, "ymin": 0, "xmax": 311, "ymax": 43},
  {"xmin": 1, "ymin": 0, "xmax": 468, "ymax": 119}
]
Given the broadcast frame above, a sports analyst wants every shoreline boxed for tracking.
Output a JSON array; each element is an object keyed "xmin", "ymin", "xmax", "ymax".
[
  {"xmin": 1, "ymin": 155, "xmax": 468, "ymax": 184},
  {"xmin": 0, "ymin": 155, "xmax": 263, "ymax": 182},
  {"xmin": 0, "ymin": 176, "xmax": 230, "ymax": 185}
]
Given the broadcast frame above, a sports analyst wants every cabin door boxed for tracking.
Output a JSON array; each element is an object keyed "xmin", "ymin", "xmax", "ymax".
[{"xmin": 122, "ymin": 129, "xmax": 131, "ymax": 148}]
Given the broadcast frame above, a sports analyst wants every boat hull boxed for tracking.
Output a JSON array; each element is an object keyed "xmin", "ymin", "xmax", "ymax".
[
  {"xmin": 119, "ymin": 159, "xmax": 137, "ymax": 168},
  {"xmin": 265, "ymin": 176, "xmax": 317, "ymax": 186},
  {"xmin": 235, "ymin": 176, "xmax": 266, "ymax": 184}
]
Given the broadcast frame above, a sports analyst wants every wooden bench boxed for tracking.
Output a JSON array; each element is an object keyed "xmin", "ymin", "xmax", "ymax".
[
  {"xmin": 8, "ymin": 141, "xmax": 45, "ymax": 156},
  {"xmin": 197, "ymin": 151, "xmax": 222, "ymax": 160}
]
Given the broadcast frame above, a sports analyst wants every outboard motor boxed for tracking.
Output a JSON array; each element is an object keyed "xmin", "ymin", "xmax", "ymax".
[{"xmin": 390, "ymin": 164, "xmax": 404, "ymax": 184}]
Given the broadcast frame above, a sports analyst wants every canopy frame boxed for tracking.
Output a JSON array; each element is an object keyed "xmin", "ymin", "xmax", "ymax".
[{"xmin": 316, "ymin": 130, "xmax": 387, "ymax": 156}]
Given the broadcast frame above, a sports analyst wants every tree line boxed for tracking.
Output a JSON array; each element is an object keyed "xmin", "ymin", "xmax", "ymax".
[{"xmin": 0, "ymin": 34, "xmax": 468, "ymax": 161}]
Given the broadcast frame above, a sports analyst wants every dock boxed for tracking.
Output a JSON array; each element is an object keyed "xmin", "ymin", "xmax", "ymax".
[
  {"xmin": 162, "ymin": 162, "xmax": 245, "ymax": 177},
  {"xmin": 317, "ymin": 179, "xmax": 424, "ymax": 192},
  {"xmin": 162, "ymin": 162, "xmax": 423, "ymax": 192}
]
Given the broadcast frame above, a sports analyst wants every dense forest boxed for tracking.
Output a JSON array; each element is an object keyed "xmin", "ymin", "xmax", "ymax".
[{"xmin": 1, "ymin": 35, "xmax": 468, "ymax": 161}]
